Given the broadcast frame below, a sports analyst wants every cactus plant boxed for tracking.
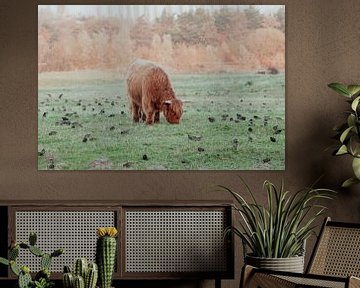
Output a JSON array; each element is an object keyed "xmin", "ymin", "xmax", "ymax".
[
  {"xmin": 0, "ymin": 257, "xmax": 9, "ymax": 266},
  {"xmin": 41, "ymin": 253, "xmax": 52, "ymax": 270},
  {"xmin": 74, "ymin": 275, "xmax": 85, "ymax": 288},
  {"xmin": 35, "ymin": 268, "xmax": 51, "ymax": 282},
  {"xmin": 74, "ymin": 258, "xmax": 88, "ymax": 279},
  {"xmin": 50, "ymin": 248, "xmax": 63, "ymax": 258},
  {"xmin": 9, "ymin": 247, "xmax": 19, "ymax": 260},
  {"xmin": 19, "ymin": 243, "xmax": 30, "ymax": 249},
  {"xmin": 64, "ymin": 265, "xmax": 72, "ymax": 273},
  {"xmin": 29, "ymin": 232, "xmax": 37, "ymax": 246},
  {"xmin": 62, "ymin": 259, "xmax": 98, "ymax": 288},
  {"xmin": 19, "ymin": 267, "xmax": 32, "ymax": 288},
  {"xmin": 96, "ymin": 227, "xmax": 118, "ymax": 288},
  {"xmin": 10, "ymin": 260, "xmax": 21, "ymax": 276},
  {"xmin": 29, "ymin": 245, "xmax": 44, "ymax": 257},
  {"xmin": 85, "ymin": 262, "xmax": 98, "ymax": 288},
  {"xmin": 0, "ymin": 232, "xmax": 63, "ymax": 288},
  {"xmin": 63, "ymin": 272, "xmax": 74, "ymax": 288}
]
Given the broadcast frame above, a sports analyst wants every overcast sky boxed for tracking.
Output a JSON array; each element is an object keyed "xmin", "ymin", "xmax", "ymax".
[{"xmin": 39, "ymin": 5, "xmax": 284, "ymax": 19}]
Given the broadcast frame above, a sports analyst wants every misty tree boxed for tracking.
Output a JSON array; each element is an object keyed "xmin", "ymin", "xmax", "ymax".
[
  {"xmin": 155, "ymin": 9, "xmax": 175, "ymax": 38},
  {"xmin": 244, "ymin": 6, "xmax": 263, "ymax": 29},
  {"xmin": 275, "ymin": 6, "xmax": 285, "ymax": 32},
  {"xmin": 170, "ymin": 8, "xmax": 218, "ymax": 46},
  {"xmin": 130, "ymin": 16, "xmax": 153, "ymax": 47},
  {"xmin": 38, "ymin": 5, "xmax": 285, "ymax": 72},
  {"xmin": 214, "ymin": 7, "xmax": 232, "ymax": 33},
  {"xmin": 171, "ymin": 11, "xmax": 198, "ymax": 45},
  {"xmin": 192, "ymin": 8, "xmax": 218, "ymax": 45}
]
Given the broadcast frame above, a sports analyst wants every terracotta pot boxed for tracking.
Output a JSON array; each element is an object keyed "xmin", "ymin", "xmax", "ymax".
[{"xmin": 245, "ymin": 254, "xmax": 305, "ymax": 273}]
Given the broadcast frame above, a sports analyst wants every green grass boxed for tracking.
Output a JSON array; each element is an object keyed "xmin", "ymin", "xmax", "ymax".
[{"xmin": 38, "ymin": 70, "xmax": 285, "ymax": 170}]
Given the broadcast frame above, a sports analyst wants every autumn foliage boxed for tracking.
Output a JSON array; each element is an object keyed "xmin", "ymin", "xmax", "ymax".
[{"xmin": 38, "ymin": 6, "xmax": 285, "ymax": 73}]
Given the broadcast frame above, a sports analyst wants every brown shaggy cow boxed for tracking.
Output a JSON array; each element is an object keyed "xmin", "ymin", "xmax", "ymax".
[{"xmin": 126, "ymin": 59, "xmax": 183, "ymax": 124}]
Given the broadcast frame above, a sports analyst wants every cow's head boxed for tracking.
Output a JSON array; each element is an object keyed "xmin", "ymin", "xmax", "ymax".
[{"xmin": 162, "ymin": 99, "xmax": 183, "ymax": 124}]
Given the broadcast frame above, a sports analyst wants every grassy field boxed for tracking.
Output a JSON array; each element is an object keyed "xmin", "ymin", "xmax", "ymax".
[{"xmin": 38, "ymin": 70, "xmax": 285, "ymax": 170}]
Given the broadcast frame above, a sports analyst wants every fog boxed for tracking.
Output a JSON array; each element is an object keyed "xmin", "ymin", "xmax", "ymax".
[
  {"xmin": 39, "ymin": 5, "xmax": 283, "ymax": 20},
  {"xmin": 38, "ymin": 5, "xmax": 285, "ymax": 73}
]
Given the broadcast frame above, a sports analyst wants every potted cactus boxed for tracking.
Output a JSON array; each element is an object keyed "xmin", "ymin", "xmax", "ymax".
[
  {"xmin": 0, "ymin": 232, "xmax": 63, "ymax": 288},
  {"xmin": 62, "ymin": 258, "xmax": 98, "ymax": 288},
  {"xmin": 328, "ymin": 82, "xmax": 360, "ymax": 187},
  {"xmin": 96, "ymin": 227, "xmax": 118, "ymax": 288}
]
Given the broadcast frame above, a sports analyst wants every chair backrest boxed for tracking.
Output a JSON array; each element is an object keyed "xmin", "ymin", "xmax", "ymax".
[{"xmin": 307, "ymin": 217, "xmax": 360, "ymax": 277}]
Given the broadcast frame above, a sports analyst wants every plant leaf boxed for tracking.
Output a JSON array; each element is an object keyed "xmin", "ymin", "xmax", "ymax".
[
  {"xmin": 342, "ymin": 177, "xmax": 360, "ymax": 187},
  {"xmin": 10, "ymin": 261, "xmax": 20, "ymax": 276},
  {"xmin": 221, "ymin": 178, "xmax": 335, "ymax": 258},
  {"xmin": 340, "ymin": 126, "xmax": 353, "ymax": 143},
  {"xmin": 352, "ymin": 157, "xmax": 360, "ymax": 179},
  {"xmin": 336, "ymin": 145, "xmax": 348, "ymax": 155},
  {"xmin": 328, "ymin": 83, "xmax": 351, "ymax": 97},
  {"xmin": 0, "ymin": 257, "xmax": 9, "ymax": 266},
  {"xmin": 351, "ymin": 96, "xmax": 360, "ymax": 111},
  {"xmin": 347, "ymin": 85, "xmax": 360, "ymax": 97},
  {"xmin": 349, "ymin": 135, "xmax": 360, "ymax": 157},
  {"xmin": 347, "ymin": 114, "xmax": 356, "ymax": 128},
  {"xmin": 333, "ymin": 122, "xmax": 348, "ymax": 132}
]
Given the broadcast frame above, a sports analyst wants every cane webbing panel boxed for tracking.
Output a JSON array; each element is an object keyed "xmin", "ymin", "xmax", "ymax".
[
  {"xmin": 15, "ymin": 211, "xmax": 115, "ymax": 272},
  {"xmin": 125, "ymin": 210, "xmax": 227, "ymax": 273},
  {"xmin": 309, "ymin": 226, "xmax": 360, "ymax": 277},
  {"xmin": 277, "ymin": 275, "xmax": 345, "ymax": 288},
  {"xmin": 249, "ymin": 272, "xmax": 297, "ymax": 288}
]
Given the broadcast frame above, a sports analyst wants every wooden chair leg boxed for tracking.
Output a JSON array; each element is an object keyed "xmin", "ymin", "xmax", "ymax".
[
  {"xmin": 240, "ymin": 265, "xmax": 296, "ymax": 288},
  {"xmin": 240, "ymin": 265, "xmax": 255, "ymax": 288},
  {"xmin": 349, "ymin": 276, "xmax": 360, "ymax": 288},
  {"xmin": 215, "ymin": 278, "xmax": 221, "ymax": 288}
]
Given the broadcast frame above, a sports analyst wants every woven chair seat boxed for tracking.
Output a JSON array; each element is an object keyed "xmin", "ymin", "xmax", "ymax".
[
  {"xmin": 277, "ymin": 274, "xmax": 347, "ymax": 288},
  {"xmin": 241, "ymin": 218, "xmax": 360, "ymax": 288}
]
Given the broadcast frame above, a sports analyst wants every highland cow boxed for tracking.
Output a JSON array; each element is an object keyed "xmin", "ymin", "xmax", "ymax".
[{"xmin": 126, "ymin": 59, "xmax": 183, "ymax": 124}]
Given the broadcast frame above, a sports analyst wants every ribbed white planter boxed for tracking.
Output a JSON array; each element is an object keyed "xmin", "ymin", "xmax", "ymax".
[{"xmin": 245, "ymin": 254, "xmax": 305, "ymax": 273}]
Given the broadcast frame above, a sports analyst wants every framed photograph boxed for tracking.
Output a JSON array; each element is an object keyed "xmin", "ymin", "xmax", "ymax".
[{"xmin": 38, "ymin": 5, "xmax": 285, "ymax": 170}]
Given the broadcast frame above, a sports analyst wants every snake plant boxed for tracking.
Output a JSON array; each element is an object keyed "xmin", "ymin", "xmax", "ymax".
[
  {"xmin": 222, "ymin": 178, "xmax": 335, "ymax": 258},
  {"xmin": 328, "ymin": 83, "xmax": 360, "ymax": 187}
]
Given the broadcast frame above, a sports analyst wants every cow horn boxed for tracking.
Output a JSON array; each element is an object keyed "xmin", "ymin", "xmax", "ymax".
[{"xmin": 164, "ymin": 100, "xmax": 172, "ymax": 105}]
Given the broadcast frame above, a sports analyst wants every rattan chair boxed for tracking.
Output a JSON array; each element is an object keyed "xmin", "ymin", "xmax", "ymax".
[{"xmin": 241, "ymin": 217, "xmax": 360, "ymax": 288}]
